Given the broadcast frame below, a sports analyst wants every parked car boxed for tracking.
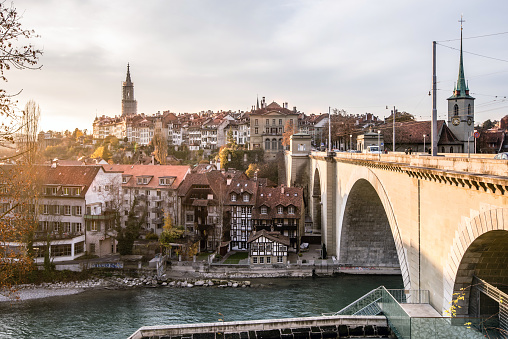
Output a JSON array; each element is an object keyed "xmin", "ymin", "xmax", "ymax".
[{"xmin": 494, "ymin": 152, "xmax": 508, "ymax": 160}]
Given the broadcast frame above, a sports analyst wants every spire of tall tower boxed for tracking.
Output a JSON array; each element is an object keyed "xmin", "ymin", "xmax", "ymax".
[
  {"xmin": 256, "ymin": 95, "xmax": 259, "ymax": 110},
  {"xmin": 126, "ymin": 63, "xmax": 132, "ymax": 84},
  {"xmin": 456, "ymin": 15, "xmax": 467, "ymax": 96}
]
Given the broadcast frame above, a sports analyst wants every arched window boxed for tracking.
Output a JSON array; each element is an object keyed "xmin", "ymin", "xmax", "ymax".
[
  {"xmin": 450, "ymin": 146, "xmax": 454, "ymax": 153},
  {"xmin": 454, "ymin": 104, "xmax": 459, "ymax": 116},
  {"xmin": 272, "ymin": 139, "xmax": 277, "ymax": 150},
  {"xmin": 278, "ymin": 138, "xmax": 283, "ymax": 150},
  {"xmin": 441, "ymin": 147, "xmax": 445, "ymax": 153},
  {"xmin": 468, "ymin": 104, "xmax": 471, "ymax": 115},
  {"xmin": 265, "ymin": 139, "xmax": 270, "ymax": 150}
]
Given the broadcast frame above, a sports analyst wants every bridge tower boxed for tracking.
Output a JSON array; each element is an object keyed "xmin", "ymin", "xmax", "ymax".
[{"xmin": 447, "ymin": 16, "xmax": 475, "ymax": 153}]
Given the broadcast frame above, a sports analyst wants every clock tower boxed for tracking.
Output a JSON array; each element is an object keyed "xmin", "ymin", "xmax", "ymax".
[{"xmin": 447, "ymin": 16, "xmax": 475, "ymax": 153}]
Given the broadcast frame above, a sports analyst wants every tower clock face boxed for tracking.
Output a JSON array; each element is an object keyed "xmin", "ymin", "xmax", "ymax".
[
  {"xmin": 452, "ymin": 117, "xmax": 460, "ymax": 126},
  {"xmin": 467, "ymin": 117, "xmax": 473, "ymax": 126}
]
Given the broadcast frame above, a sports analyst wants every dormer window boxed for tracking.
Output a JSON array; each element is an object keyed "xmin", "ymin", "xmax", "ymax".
[
  {"xmin": 63, "ymin": 187, "xmax": 70, "ymax": 195},
  {"xmin": 261, "ymin": 206, "xmax": 268, "ymax": 214},
  {"xmin": 288, "ymin": 206, "xmax": 295, "ymax": 214},
  {"xmin": 74, "ymin": 187, "xmax": 81, "ymax": 195},
  {"xmin": 122, "ymin": 176, "xmax": 128, "ymax": 183},
  {"xmin": 243, "ymin": 194, "xmax": 249, "ymax": 202},
  {"xmin": 277, "ymin": 206, "xmax": 283, "ymax": 214},
  {"xmin": 231, "ymin": 193, "xmax": 237, "ymax": 202}
]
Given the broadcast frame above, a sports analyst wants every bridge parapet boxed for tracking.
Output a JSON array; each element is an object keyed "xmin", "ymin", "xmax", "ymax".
[{"xmin": 311, "ymin": 152, "xmax": 508, "ymax": 178}]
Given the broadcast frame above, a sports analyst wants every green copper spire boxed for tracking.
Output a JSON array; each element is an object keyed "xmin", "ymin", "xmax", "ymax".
[{"xmin": 448, "ymin": 15, "xmax": 474, "ymax": 100}]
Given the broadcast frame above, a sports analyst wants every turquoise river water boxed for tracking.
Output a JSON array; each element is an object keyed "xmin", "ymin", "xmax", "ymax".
[{"xmin": 0, "ymin": 275, "xmax": 402, "ymax": 339}]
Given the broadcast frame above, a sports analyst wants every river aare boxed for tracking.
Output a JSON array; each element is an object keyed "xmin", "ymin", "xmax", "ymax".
[{"xmin": 0, "ymin": 275, "xmax": 402, "ymax": 339}]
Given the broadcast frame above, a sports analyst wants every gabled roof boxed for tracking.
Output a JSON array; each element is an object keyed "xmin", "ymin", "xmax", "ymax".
[
  {"xmin": 247, "ymin": 229, "xmax": 290, "ymax": 246},
  {"xmin": 252, "ymin": 186, "xmax": 303, "ymax": 219},
  {"xmin": 376, "ymin": 120, "xmax": 461, "ymax": 145},
  {"xmin": 103, "ymin": 164, "xmax": 190, "ymax": 190}
]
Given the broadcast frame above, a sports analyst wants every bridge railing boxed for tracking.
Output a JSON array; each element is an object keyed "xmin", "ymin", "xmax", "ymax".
[{"xmin": 311, "ymin": 151, "xmax": 508, "ymax": 178}]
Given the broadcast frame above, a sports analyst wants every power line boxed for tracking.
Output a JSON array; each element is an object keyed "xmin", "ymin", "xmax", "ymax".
[
  {"xmin": 437, "ymin": 31, "xmax": 508, "ymax": 43},
  {"xmin": 436, "ymin": 42, "xmax": 508, "ymax": 63}
]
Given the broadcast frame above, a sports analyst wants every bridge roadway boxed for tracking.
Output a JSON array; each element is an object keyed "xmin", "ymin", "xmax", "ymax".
[{"xmin": 285, "ymin": 150, "xmax": 508, "ymax": 316}]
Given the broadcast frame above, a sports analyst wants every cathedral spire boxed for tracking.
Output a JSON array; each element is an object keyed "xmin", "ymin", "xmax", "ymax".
[{"xmin": 126, "ymin": 63, "xmax": 132, "ymax": 84}]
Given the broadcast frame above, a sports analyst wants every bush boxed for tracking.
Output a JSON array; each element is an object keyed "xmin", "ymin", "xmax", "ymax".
[{"xmin": 146, "ymin": 233, "xmax": 159, "ymax": 241}]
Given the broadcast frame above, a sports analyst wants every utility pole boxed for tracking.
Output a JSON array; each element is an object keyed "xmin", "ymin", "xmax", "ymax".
[
  {"xmin": 328, "ymin": 106, "xmax": 332, "ymax": 152},
  {"xmin": 393, "ymin": 106, "xmax": 396, "ymax": 152},
  {"xmin": 432, "ymin": 41, "xmax": 438, "ymax": 156}
]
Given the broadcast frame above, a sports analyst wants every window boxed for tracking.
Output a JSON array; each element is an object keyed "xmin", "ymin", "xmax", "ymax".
[
  {"xmin": 265, "ymin": 139, "xmax": 270, "ymax": 150},
  {"xmin": 86, "ymin": 206, "xmax": 91, "ymax": 214},
  {"xmin": 243, "ymin": 194, "xmax": 249, "ymax": 202},
  {"xmin": 277, "ymin": 206, "xmax": 283, "ymax": 214},
  {"xmin": 252, "ymin": 257, "xmax": 258, "ymax": 264},
  {"xmin": 53, "ymin": 222, "xmax": 61, "ymax": 232},
  {"xmin": 454, "ymin": 104, "xmax": 459, "ymax": 116},
  {"xmin": 73, "ymin": 223, "xmax": 83, "ymax": 233},
  {"xmin": 277, "ymin": 256, "xmax": 283, "ymax": 263},
  {"xmin": 43, "ymin": 205, "xmax": 50, "ymax": 215},
  {"xmin": 74, "ymin": 187, "xmax": 81, "ymax": 195},
  {"xmin": 272, "ymin": 139, "xmax": 277, "ymax": 150},
  {"xmin": 63, "ymin": 205, "xmax": 71, "ymax": 215},
  {"xmin": 259, "ymin": 257, "xmax": 264, "ymax": 264},
  {"xmin": 279, "ymin": 119, "xmax": 282, "ymax": 125},
  {"xmin": 261, "ymin": 206, "xmax": 268, "ymax": 214},
  {"xmin": 42, "ymin": 221, "xmax": 49, "ymax": 231},
  {"xmin": 186, "ymin": 214, "xmax": 194, "ymax": 222},
  {"xmin": 265, "ymin": 119, "xmax": 269, "ymax": 125},
  {"xmin": 288, "ymin": 206, "xmax": 295, "ymax": 214},
  {"xmin": 272, "ymin": 119, "xmax": 275, "ymax": 125},
  {"xmin": 51, "ymin": 244, "xmax": 71, "ymax": 257},
  {"xmin": 90, "ymin": 243, "xmax": 96, "ymax": 253},
  {"xmin": 75, "ymin": 206, "xmax": 82, "ymax": 215},
  {"xmin": 266, "ymin": 256, "xmax": 271, "ymax": 264},
  {"xmin": 63, "ymin": 222, "xmax": 71, "ymax": 233},
  {"xmin": 91, "ymin": 221, "xmax": 98, "ymax": 231},
  {"xmin": 75, "ymin": 241, "xmax": 84, "ymax": 254},
  {"xmin": 231, "ymin": 194, "xmax": 237, "ymax": 202},
  {"xmin": 122, "ymin": 177, "xmax": 128, "ymax": 183},
  {"xmin": 255, "ymin": 119, "xmax": 258, "ymax": 126},
  {"xmin": 255, "ymin": 127, "xmax": 258, "ymax": 134},
  {"xmin": 63, "ymin": 187, "xmax": 70, "ymax": 195},
  {"xmin": 157, "ymin": 190, "xmax": 161, "ymax": 197},
  {"xmin": 468, "ymin": 104, "xmax": 471, "ymax": 115},
  {"xmin": 146, "ymin": 190, "xmax": 150, "ymax": 196}
]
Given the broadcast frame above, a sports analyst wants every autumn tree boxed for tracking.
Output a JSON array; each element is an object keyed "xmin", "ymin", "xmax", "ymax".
[
  {"xmin": 152, "ymin": 130, "xmax": 168, "ymax": 165},
  {"xmin": 282, "ymin": 120, "xmax": 296, "ymax": 147},
  {"xmin": 159, "ymin": 211, "xmax": 183, "ymax": 255}
]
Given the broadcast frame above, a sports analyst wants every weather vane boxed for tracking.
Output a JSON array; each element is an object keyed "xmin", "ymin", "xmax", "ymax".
[{"xmin": 459, "ymin": 14, "xmax": 465, "ymax": 31}]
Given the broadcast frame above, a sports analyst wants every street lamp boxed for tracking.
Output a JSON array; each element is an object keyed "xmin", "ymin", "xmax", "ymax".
[
  {"xmin": 423, "ymin": 134, "xmax": 426, "ymax": 153},
  {"xmin": 349, "ymin": 134, "xmax": 352, "ymax": 151},
  {"xmin": 377, "ymin": 130, "xmax": 381, "ymax": 160}
]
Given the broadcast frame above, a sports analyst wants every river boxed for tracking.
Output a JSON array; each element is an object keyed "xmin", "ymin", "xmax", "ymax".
[{"xmin": 0, "ymin": 275, "xmax": 402, "ymax": 339}]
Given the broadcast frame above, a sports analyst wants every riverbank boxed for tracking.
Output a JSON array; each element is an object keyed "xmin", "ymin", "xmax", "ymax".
[{"xmin": 0, "ymin": 275, "xmax": 258, "ymax": 302}]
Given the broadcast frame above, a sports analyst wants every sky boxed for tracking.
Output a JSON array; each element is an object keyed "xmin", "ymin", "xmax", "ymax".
[{"xmin": 5, "ymin": 0, "xmax": 508, "ymax": 132}]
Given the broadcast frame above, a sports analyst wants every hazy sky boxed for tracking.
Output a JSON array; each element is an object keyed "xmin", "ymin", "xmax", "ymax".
[{"xmin": 6, "ymin": 0, "xmax": 508, "ymax": 132}]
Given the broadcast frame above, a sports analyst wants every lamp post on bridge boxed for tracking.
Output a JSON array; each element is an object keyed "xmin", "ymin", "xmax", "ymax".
[
  {"xmin": 349, "ymin": 134, "xmax": 352, "ymax": 151},
  {"xmin": 423, "ymin": 134, "xmax": 426, "ymax": 153},
  {"xmin": 377, "ymin": 130, "xmax": 381, "ymax": 160}
]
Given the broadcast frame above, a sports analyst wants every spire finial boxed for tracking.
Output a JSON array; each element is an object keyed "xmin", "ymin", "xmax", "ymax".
[{"xmin": 455, "ymin": 15, "xmax": 467, "ymax": 96}]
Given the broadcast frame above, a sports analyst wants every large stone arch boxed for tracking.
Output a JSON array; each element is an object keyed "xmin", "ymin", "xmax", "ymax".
[
  {"xmin": 337, "ymin": 166, "xmax": 410, "ymax": 291},
  {"xmin": 443, "ymin": 208, "xmax": 508, "ymax": 315}
]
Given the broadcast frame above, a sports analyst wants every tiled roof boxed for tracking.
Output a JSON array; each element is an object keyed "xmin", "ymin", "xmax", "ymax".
[
  {"xmin": 252, "ymin": 186, "xmax": 303, "ymax": 219},
  {"xmin": 376, "ymin": 120, "xmax": 461, "ymax": 145},
  {"xmin": 0, "ymin": 165, "xmax": 102, "ymax": 196},
  {"xmin": 247, "ymin": 229, "xmax": 290, "ymax": 246},
  {"xmin": 103, "ymin": 164, "xmax": 190, "ymax": 190}
]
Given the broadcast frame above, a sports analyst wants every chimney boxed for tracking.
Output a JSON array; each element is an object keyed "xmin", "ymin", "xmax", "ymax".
[
  {"xmin": 254, "ymin": 169, "xmax": 258, "ymax": 181},
  {"xmin": 281, "ymin": 185, "xmax": 284, "ymax": 194},
  {"xmin": 293, "ymin": 106, "xmax": 297, "ymax": 113},
  {"xmin": 51, "ymin": 158, "xmax": 58, "ymax": 168},
  {"xmin": 262, "ymin": 97, "xmax": 266, "ymax": 108}
]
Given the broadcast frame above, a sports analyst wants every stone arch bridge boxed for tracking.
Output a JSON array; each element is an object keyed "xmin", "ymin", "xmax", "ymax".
[{"xmin": 285, "ymin": 150, "xmax": 508, "ymax": 315}]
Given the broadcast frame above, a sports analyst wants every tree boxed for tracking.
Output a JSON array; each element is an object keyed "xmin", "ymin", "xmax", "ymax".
[
  {"xmin": 159, "ymin": 211, "xmax": 183, "ymax": 255},
  {"xmin": 116, "ymin": 197, "xmax": 143, "ymax": 255},
  {"xmin": 385, "ymin": 111, "xmax": 415, "ymax": 123},
  {"xmin": 282, "ymin": 120, "xmax": 296, "ymax": 147},
  {"xmin": 152, "ymin": 130, "xmax": 168, "ymax": 165},
  {"xmin": 482, "ymin": 119, "xmax": 498, "ymax": 130},
  {"xmin": 0, "ymin": 101, "xmax": 42, "ymax": 291}
]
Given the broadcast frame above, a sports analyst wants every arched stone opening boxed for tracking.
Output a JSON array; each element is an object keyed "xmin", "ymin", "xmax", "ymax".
[
  {"xmin": 312, "ymin": 168, "xmax": 322, "ymax": 234},
  {"xmin": 339, "ymin": 179, "xmax": 399, "ymax": 268},
  {"xmin": 452, "ymin": 230, "xmax": 508, "ymax": 320}
]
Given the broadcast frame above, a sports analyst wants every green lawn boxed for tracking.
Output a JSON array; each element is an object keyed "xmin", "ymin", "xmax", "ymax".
[
  {"xmin": 196, "ymin": 252, "xmax": 210, "ymax": 261},
  {"xmin": 222, "ymin": 252, "xmax": 249, "ymax": 264}
]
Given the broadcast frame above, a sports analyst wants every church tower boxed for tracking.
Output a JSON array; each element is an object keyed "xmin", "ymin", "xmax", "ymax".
[
  {"xmin": 122, "ymin": 63, "xmax": 137, "ymax": 116},
  {"xmin": 447, "ymin": 17, "xmax": 475, "ymax": 152}
]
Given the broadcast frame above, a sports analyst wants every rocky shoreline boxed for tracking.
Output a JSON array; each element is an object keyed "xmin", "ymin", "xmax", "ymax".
[{"xmin": 0, "ymin": 274, "xmax": 254, "ymax": 303}]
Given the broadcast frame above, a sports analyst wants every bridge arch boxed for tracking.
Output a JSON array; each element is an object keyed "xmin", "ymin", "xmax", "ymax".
[
  {"xmin": 443, "ymin": 208, "xmax": 508, "ymax": 315},
  {"xmin": 337, "ymin": 167, "xmax": 410, "ymax": 290}
]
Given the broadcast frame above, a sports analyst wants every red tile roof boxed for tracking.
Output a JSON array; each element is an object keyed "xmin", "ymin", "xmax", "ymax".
[{"xmin": 103, "ymin": 164, "xmax": 190, "ymax": 190}]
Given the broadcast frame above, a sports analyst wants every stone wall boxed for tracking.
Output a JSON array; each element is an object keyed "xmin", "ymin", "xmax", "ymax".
[{"xmin": 129, "ymin": 316, "xmax": 393, "ymax": 339}]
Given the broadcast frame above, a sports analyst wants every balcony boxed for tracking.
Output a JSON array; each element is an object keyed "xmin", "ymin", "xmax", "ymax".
[
  {"xmin": 34, "ymin": 231, "xmax": 85, "ymax": 241},
  {"xmin": 84, "ymin": 212, "xmax": 116, "ymax": 221}
]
